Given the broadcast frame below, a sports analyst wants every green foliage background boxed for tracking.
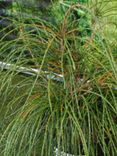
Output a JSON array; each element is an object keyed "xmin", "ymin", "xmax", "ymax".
[{"xmin": 0, "ymin": 0, "xmax": 117, "ymax": 156}]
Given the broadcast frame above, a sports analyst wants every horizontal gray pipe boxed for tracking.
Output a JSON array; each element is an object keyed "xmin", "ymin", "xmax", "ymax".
[{"xmin": 0, "ymin": 61, "xmax": 64, "ymax": 82}]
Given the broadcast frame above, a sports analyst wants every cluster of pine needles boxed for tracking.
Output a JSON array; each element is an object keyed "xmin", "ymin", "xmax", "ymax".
[{"xmin": 0, "ymin": 0, "xmax": 117, "ymax": 156}]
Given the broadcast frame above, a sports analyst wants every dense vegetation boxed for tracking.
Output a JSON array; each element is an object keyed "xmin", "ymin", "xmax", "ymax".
[{"xmin": 0, "ymin": 0, "xmax": 117, "ymax": 156}]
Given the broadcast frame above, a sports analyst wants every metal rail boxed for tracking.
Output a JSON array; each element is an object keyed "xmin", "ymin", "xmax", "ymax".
[{"xmin": 0, "ymin": 61, "xmax": 64, "ymax": 82}]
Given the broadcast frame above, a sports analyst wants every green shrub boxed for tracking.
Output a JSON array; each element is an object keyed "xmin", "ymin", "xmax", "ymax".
[{"xmin": 0, "ymin": 0, "xmax": 117, "ymax": 156}]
